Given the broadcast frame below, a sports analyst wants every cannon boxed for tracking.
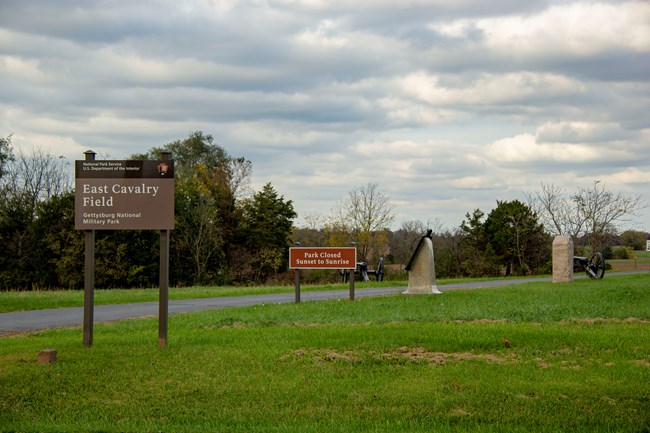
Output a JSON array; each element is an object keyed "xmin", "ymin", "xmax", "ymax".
[
  {"xmin": 573, "ymin": 252, "xmax": 605, "ymax": 279},
  {"xmin": 340, "ymin": 258, "xmax": 384, "ymax": 283}
]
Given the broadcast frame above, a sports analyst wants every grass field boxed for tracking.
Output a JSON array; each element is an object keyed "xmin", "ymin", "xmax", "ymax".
[{"xmin": 0, "ymin": 274, "xmax": 648, "ymax": 432}]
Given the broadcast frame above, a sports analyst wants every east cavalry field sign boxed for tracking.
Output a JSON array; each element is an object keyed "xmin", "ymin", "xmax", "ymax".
[
  {"xmin": 289, "ymin": 247, "xmax": 357, "ymax": 301},
  {"xmin": 75, "ymin": 159, "xmax": 174, "ymax": 230},
  {"xmin": 75, "ymin": 151, "xmax": 174, "ymax": 348}
]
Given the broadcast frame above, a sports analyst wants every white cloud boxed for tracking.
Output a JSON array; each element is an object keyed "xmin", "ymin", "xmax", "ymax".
[
  {"xmin": 399, "ymin": 71, "xmax": 582, "ymax": 107},
  {"xmin": 295, "ymin": 19, "xmax": 349, "ymax": 48},
  {"xmin": 10, "ymin": 132, "xmax": 84, "ymax": 158},
  {"xmin": 226, "ymin": 120, "xmax": 337, "ymax": 149},
  {"xmin": 435, "ymin": 1, "xmax": 650, "ymax": 58},
  {"xmin": 0, "ymin": 56, "xmax": 48, "ymax": 82},
  {"xmin": 597, "ymin": 167, "xmax": 650, "ymax": 186},
  {"xmin": 536, "ymin": 121, "xmax": 629, "ymax": 144},
  {"xmin": 449, "ymin": 175, "xmax": 506, "ymax": 190},
  {"xmin": 486, "ymin": 133, "xmax": 599, "ymax": 163}
]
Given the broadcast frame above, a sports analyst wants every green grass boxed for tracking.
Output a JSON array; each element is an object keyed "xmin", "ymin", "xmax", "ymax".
[{"xmin": 1, "ymin": 274, "xmax": 648, "ymax": 432}]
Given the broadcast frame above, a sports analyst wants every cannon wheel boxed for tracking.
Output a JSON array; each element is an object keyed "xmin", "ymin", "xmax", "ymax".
[{"xmin": 586, "ymin": 252, "xmax": 605, "ymax": 279}]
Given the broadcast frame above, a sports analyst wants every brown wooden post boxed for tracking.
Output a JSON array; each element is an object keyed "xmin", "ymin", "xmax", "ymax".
[
  {"xmin": 293, "ymin": 242, "xmax": 301, "ymax": 303},
  {"xmin": 83, "ymin": 150, "xmax": 96, "ymax": 347},
  {"xmin": 294, "ymin": 269, "xmax": 301, "ymax": 303},
  {"xmin": 159, "ymin": 151, "xmax": 171, "ymax": 348},
  {"xmin": 349, "ymin": 243, "xmax": 356, "ymax": 300}
]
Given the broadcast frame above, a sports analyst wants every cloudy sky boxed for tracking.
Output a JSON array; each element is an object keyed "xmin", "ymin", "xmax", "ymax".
[{"xmin": 1, "ymin": 0, "xmax": 648, "ymax": 232}]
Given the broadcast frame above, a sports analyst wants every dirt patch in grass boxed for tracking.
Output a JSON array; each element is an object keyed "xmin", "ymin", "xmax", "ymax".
[
  {"xmin": 452, "ymin": 319, "xmax": 510, "ymax": 325},
  {"xmin": 280, "ymin": 346, "xmax": 512, "ymax": 365},
  {"xmin": 560, "ymin": 317, "xmax": 649, "ymax": 325},
  {"xmin": 286, "ymin": 348, "xmax": 363, "ymax": 363},
  {"xmin": 633, "ymin": 359, "xmax": 650, "ymax": 368},
  {"xmin": 380, "ymin": 346, "xmax": 508, "ymax": 364}
]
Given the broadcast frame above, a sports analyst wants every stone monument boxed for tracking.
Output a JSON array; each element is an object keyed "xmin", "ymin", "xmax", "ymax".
[
  {"xmin": 38, "ymin": 349, "xmax": 57, "ymax": 365},
  {"xmin": 403, "ymin": 230, "xmax": 442, "ymax": 294},
  {"xmin": 552, "ymin": 235, "xmax": 574, "ymax": 283}
]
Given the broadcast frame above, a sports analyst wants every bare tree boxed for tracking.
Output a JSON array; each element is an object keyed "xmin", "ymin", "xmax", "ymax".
[
  {"xmin": 228, "ymin": 156, "xmax": 253, "ymax": 200},
  {"xmin": 0, "ymin": 135, "xmax": 13, "ymax": 179},
  {"xmin": 528, "ymin": 181, "xmax": 645, "ymax": 251},
  {"xmin": 1, "ymin": 146, "xmax": 71, "ymax": 218},
  {"xmin": 301, "ymin": 211, "xmax": 326, "ymax": 231},
  {"xmin": 574, "ymin": 181, "xmax": 644, "ymax": 251},
  {"xmin": 333, "ymin": 182, "xmax": 395, "ymax": 262},
  {"xmin": 527, "ymin": 182, "xmax": 585, "ymax": 237}
]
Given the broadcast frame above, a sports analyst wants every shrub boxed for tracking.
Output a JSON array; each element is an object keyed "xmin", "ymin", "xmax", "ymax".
[{"xmin": 611, "ymin": 246, "xmax": 635, "ymax": 260}]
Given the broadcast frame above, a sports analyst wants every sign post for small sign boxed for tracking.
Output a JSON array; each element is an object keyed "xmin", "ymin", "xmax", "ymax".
[
  {"xmin": 289, "ymin": 247, "xmax": 357, "ymax": 301},
  {"xmin": 294, "ymin": 267, "xmax": 301, "ymax": 303},
  {"xmin": 349, "ymin": 263, "xmax": 355, "ymax": 301},
  {"xmin": 75, "ymin": 152, "xmax": 174, "ymax": 348}
]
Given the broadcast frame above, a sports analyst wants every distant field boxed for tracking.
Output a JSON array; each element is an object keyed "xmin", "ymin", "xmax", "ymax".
[
  {"xmin": 0, "ymin": 274, "xmax": 648, "ymax": 433},
  {"xmin": 608, "ymin": 250, "xmax": 650, "ymax": 271}
]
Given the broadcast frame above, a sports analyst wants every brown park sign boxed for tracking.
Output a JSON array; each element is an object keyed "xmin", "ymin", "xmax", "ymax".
[
  {"xmin": 289, "ymin": 247, "xmax": 357, "ymax": 269},
  {"xmin": 75, "ymin": 160, "xmax": 174, "ymax": 230}
]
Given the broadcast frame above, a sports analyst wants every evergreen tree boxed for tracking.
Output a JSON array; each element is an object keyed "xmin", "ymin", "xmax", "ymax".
[
  {"xmin": 484, "ymin": 200, "xmax": 549, "ymax": 276},
  {"xmin": 239, "ymin": 183, "xmax": 297, "ymax": 282}
]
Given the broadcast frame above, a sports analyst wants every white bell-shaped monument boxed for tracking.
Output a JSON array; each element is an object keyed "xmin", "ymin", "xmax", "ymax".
[{"xmin": 403, "ymin": 230, "xmax": 442, "ymax": 295}]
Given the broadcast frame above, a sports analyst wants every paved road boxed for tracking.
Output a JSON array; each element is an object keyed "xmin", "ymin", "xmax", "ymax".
[
  {"xmin": 1, "ymin": 272, "xmax": 644, "ymax": 335},
  {"xmin": 0, "ymin": 277, "xmax": 553, "ymax": 335}
]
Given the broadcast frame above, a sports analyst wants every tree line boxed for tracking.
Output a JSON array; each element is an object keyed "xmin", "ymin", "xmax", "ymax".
[
  {"xmin": 293, "ymin": 197, "xmax": 551, "ymax": 279},
  {"xmin": 294, "ymin": 184, "xmax": 646, "ymax": 280},
  {"xmin": 1, "ymin": 132, "xmax": 646, "ymax": 290},
  {"xmin": 0, "ymin": 132, "xmax": 296, "ymax": 290}
]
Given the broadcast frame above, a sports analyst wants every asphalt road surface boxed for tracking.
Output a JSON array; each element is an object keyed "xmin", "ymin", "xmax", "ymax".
[{"xmin": 1, "ymin": 273, "xmax": 644, "ymax": 336}]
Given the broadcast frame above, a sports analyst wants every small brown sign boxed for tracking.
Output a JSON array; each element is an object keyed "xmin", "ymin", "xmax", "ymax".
[
  {"xmin": 75, "ymin": 160, "xmax": 174, "ymax": 230},
  {"xmin": 289, "ymin": 247, "xmax": 357, "ymax": 269}
]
